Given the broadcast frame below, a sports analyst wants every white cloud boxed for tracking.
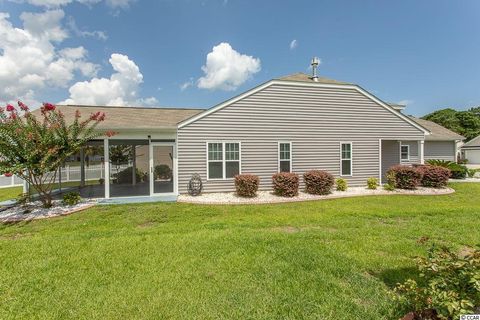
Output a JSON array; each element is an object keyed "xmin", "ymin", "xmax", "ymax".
[
  {"xmin": 398, "ymin": 99, "xmax": 414, "ymax": 106},
  {"xmin": 61, "ymin": 53, "xmax": 154, "ymax": 106},
  {"xmin": 67, "ymin": 16, "xmax": 107, "ymax": 40},
  {"xmin": 0, "ymin": 10, "xmax": 99, "ymax": 105},
  {"xmin": 137, "ymin": 96, "xmax": 158, "ymax": 106},
  {"xmin": 197, "ymin": 42, "xmax": 261, "ymax": 91},
  {"xmin": 9, "ymin": 0, "xmax": 135, "ymax": 9},
  {"xmin": 289, "ymin": 39, "xmax": 297, "ymax": 50},
  {"xmin": 180, "ymin": 77, "xmax": 194, "ymax": 91}
]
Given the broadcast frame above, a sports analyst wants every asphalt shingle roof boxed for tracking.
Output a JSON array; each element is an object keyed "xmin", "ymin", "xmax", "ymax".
[
  {"xmin": 33, "ymin": 105, "xmax": 205, "ymax": 129},
  {"xmin": 463, "ymin": 134, "xmax": 480, "ymax": 148},
  {"xmin": 277, "ymin": 72, "xmax": 352, "ymax": 85},
  {"xmin": 409, "ymin": 117, "xmax": 465, "ymax": 141}
]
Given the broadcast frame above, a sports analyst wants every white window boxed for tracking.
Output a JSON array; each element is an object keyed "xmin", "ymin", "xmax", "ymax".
[
  {"xmin": 340, "ymin": 142, "xmax": 352, "ymax": 176},
  {"xmin": 401, "ymin": 145, "xmax": 410, "ymax": 161},
  {"xmin": 207, "ymin": 142, "xmax": 240, "ymax": 179},
  {"xmin": 278, "ymin": 142, "xmax": 291, "ymax": 172}
]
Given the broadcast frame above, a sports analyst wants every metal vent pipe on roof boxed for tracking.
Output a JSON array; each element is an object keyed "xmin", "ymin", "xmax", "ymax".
[{"xmin": 311, "ymin": 57, "xmax": 320, "ymax": 81}]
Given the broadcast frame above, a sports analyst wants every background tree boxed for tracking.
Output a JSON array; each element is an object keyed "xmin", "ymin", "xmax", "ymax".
[
  {"xmin": 0, "ymin": 102, "xmax": 113, "ymax": 207},
  {"xmin": 423, "ymin": 107, "xmax": 480, "ymax": 141}
]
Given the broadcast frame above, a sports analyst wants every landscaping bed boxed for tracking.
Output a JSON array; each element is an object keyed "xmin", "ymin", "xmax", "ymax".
[
  {"xmin": 0, "ymin": 200, "xmax": 95, "ymax": 223},
  {"xmin": 178, "ymin": 186, "xmax": 454, "ymax": 205}
]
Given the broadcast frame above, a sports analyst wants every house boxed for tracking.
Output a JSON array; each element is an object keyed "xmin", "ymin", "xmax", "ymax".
[
  {"xmin": 461, "ymin": 135, "xmax": 480, "ymax": 165},
  {"xmin": 407, "ymin": 117, "xmax": 464, "ymax": 163},
  {"xmin": 30, "ymin": 65, "xmax": 464, "ymax": 201}
]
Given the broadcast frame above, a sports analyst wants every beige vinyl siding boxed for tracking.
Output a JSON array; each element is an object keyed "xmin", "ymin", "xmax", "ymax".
[
  {"xmin": 424, "ymin": 141, "xmax": 456, "ymax": 162},
  {"xmin": 178, "ymin": 84, "xmax": 425, "ymax": 193},
  {"xmin": 400, "ymin": 141, "xmax": 420, "ymax": 165}
]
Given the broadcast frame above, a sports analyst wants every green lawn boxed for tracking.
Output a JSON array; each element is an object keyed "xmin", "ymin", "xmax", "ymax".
[
  {"xmin": 0, "ymin": 183, "xmax": 479, "ymax": 319},
  {"xmin": 0, "ymin": 186, "xmax": 22, "ymax": 202}
]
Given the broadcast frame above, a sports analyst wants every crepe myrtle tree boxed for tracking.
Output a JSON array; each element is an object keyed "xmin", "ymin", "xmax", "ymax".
[{"xmin": 0, "ymin": 101, "xmax": 115, "ymax": 208}]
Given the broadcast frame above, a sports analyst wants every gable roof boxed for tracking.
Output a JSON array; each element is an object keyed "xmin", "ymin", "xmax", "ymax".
[
  {"xmin": 463, "ymin": 134, "xmax": 480, "ymax": 148},
  {"xmin": 409, "ymin": 117, "xmax": 464, "ymax": 141},
  {"xmin": 178, "ymin": 74, "xmax": 430, "ymax": 134},
  {"xmin": 33, "ymin": 105, "xmax": 204, "ymax": 130},
  {"xmin": 277, "ymin": 72, "xmax": 352, "ymax": 85}
]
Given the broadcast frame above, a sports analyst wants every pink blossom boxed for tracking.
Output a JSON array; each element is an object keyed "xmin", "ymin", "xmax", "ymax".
[
  {"xmin": 90, "ymin": 112, "xmax": 106, "ymax": 121},
  {"xmin": 17, "ymin": 101, "xmax": 29, "ymax": 111},
  {"xmin": 4, "ymin": 172, "xmax": 12, "ymax": 177},
  {"xmin": 6, "ymin": 104, "xmax": 14, "ymax": 112},
  {"xmin": 105, "ymin": 130, "xmax": 117, "ymax": 137},
  {"xmin": 43, "ymin": 103, "xmax": 56, "ymax": 111}
]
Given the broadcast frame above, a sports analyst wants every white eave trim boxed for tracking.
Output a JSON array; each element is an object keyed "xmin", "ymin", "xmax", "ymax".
[{"xmin": 177, "ymin": 79, "xmax": 431, "ymax": 135}]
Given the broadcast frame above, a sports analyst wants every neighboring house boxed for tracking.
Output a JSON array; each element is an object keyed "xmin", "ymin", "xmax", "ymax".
[
  {"xmin": 31, "ymin": 67, "xmax": 463, "ymax": 200},
  {"xmin": 462, "ymin": 135, "xmax": 480, "ymax": 164}
]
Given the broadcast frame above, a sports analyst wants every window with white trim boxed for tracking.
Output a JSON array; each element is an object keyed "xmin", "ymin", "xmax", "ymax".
[
  {"xmin": 225, "ymin": 143, "xmax": 240, "ymax": 178},
  {"xmin": 278, "ymin": 142, "xmax": 291, "ymax": 172},
  {"xmin": 207, "ymin": 142, "xmax": 240, "ymax": 179},
  {"xmin": 341, "ymin": 143, "xmax": 352, "ymax": 176},
  {"xmin": 401, "ymin": 145, "xmax": 410, "ymax": 161}
]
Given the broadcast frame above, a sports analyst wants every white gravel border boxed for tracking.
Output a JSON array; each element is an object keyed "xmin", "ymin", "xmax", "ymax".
[
  {"xmin": 178, "ymin": 186, "xmax": 455, "ymax": 205},
  {"xmin": 0, "ymin": 200, "xmax": 96, "ymax": 223}
]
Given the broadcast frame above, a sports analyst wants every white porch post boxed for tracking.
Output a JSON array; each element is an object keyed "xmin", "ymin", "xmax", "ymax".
[
  {"xmin": 378, "ymin": 139, "xmax": 382, "ymax": 183},
  {"xmin": 104, "ymin": 139, "xmax": 110, "ymax": 198},
  {"xmin": 132, "ymin": 145, "xmax": 136, "ymax": 186},
  {"xmin": 80, "ymin": 148, "xmax": 85, "ymax": 187},
  {"xmin": 419, "ymin": 140, "xmax": 425, "ymax": 164}
]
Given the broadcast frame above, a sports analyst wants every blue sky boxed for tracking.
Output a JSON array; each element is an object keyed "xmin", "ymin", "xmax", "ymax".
[{"xmin": 1, "ymin": 0, "xmax": 480, "ymax": 116}]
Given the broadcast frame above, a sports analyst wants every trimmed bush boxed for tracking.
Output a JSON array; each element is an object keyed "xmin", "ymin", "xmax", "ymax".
[
  {"xmin": 335, "ymin": 178, "xmax": 347, "ymax": 191},
  {"xmin": 115, "ymin": 167, "xmax": 145, "ymax": 184},
  {"xmin": 367, "ymin": 177, "xmax": 378, "ymax": 190},
  {"xmin": 416, "ymin": 165, "xmax": 450, "ymax": 188},
  {"xmin": 62, "ymin": 192, "xmax": 81, "ymax": 206},
  {"xmin": 154, "ymin": 164, "xmax": 172, "ymax": 180},
  {"xmin": 303, "ymin": 170, "xmax": 335, "ymax": 195},
  {"xmin": 234, "ymin": 174, "xmax": 260, "ymax": 197},
  {"xmin": 272, "ymin": 172, "xmax": 299, "ymax": 197},
  {"xmin": 387, "ymin": 165, "xmax": 422, "ymax": 190}
]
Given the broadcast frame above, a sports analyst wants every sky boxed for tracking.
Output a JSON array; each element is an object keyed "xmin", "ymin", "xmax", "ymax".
[{"xmin": 1, "ymin": 0, "xmax": 480, "ymax": 116}]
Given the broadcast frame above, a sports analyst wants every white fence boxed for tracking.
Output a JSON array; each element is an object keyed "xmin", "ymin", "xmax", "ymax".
[{"xmin": 0, "ymin": 164, "xmax": 125, "ymax": 189}]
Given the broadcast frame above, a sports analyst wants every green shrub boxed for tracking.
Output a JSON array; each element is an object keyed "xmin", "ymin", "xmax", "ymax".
[
  {"xmin": 387, "ymin": 165, "xmax": 422, "ymax": 189},
  {"xmin": 62, "ymin": 192, "xmax": 81, "ymax": 206},
  {"xmin": 335, "ymin": 178, "xmax": 347, "ymax": 191},
  {"xmin": 426, "ymin": 159, "xmax": 468, "ymax": 179},
  {"xmin": 303, "ymin": 170, "xmax": 335, "ymax": 195},
  {"xmin": 234, "ymin": 174, "xmax": 260, "ymax": 197},
  {"xmin": 272, "ymin": 172, "xmax": 299, "ymax": 197},
  {"xmin": 366, "ymin": 177, "xmax": 378, "ymax": 190},
  {"xmin": 393, "ymin": 244, "xmax": 480, "ymax": 319},
  {"xmin": 467, "ymin": 168, "xmax": 479, "ymax": 178},
  {"xmin": 154, "ymin": 164, "xmax": 172, "ymax": 180},
  {"xmin": 115, "ymin": 167, "xmax": 145, "ymax": 184},
  {"xmin": 416, "ymin": 165, "xmax": 450, "ymax": 188},
  {"xmin": 383, "ymin": 183, "xmax": 395, "ymax": 191}
]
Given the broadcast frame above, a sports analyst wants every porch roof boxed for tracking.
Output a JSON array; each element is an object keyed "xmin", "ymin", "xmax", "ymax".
[
  {"xmin": 37, "ymin": 105, "xmax": 205, "ymax": 130},
  {"xmin": 409, "ymin": 117, "xmax": 465, "ymax": 141}
]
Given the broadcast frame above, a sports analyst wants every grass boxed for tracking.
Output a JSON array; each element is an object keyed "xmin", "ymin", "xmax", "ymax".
[
  {"xmin": 0, "ymin": 183, "xmax": 479, "ymax": 319},
  {"xmin": 0, "ymin": 186, "xmax": 22, "ymax": 202}
]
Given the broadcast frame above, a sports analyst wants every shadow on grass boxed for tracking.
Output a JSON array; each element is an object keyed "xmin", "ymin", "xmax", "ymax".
[{"xmin": 376, "ymin": 267, "xmax": 419, "ymax": 289}]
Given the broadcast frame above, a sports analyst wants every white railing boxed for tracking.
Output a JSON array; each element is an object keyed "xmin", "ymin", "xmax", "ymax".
[{"xmin": 0, "ymin": 163, "xmax": 132, "ymax": 189}]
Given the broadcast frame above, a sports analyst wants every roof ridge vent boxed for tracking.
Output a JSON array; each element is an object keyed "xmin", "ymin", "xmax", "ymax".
[{"xmin": 310, "ymin": 57, "xmax": 320, "ymax": 81}]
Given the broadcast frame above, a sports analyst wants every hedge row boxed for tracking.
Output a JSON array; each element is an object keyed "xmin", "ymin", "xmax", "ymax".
[
  {"xmin": 387, "ymin": 165, "xmax": 450, "ymax": 190},
  {"xmin": 233, "ymin": 164, "xmax": 450, "ymax": 197}
]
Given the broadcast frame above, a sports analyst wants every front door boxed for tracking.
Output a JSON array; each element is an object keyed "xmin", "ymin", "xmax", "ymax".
[{"xmin": 149, "ymin": 143, "xmax": 176, "ymax": 195}]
